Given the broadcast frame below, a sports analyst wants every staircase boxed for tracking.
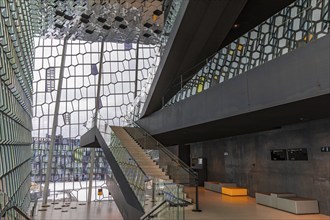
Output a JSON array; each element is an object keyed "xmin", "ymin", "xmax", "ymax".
[
  {"xmin": 111, "ymin": 126, "xmax": 193, "ymax": 204},
  {"xmin": 111, "ymin": 126, "xmax": 171, "ymax": 181},
  {"xmin": 81, "ymin": 125, "xmax": 193, "ymax": 219}
]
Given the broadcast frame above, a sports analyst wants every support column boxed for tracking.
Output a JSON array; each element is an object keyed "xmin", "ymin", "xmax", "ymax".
[
  {"xmin": 134, "ymin": 38, "xmax": 140, "ymax": 98},
  {"xmin": 87, "ymin": 39, "xmax": 106, "ymax": 203},
  {"xmin": 42, "ymin": 35, "xmax": 70, "ymax": 205}
]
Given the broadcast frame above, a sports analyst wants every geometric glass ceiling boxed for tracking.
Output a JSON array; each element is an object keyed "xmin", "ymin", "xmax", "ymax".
[{"xmin": 37, "ymin": 0, "xmax": 164, "ymax": 44}]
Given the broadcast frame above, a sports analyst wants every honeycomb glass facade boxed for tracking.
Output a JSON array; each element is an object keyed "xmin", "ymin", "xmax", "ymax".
[
  {"xmin": 0, "ymin": 0, "xmax": 37, "ymax": 217},
  {"xmin": 167, "ymin": 0, "xmax": 329, "ymax": 106},
  {"xmin": 30, "ymin": 39, "xmax": 160, "ymax": 202},
  {"xmin": 0, "ymin": 0, "xmax": 328, "ymax": 218}
]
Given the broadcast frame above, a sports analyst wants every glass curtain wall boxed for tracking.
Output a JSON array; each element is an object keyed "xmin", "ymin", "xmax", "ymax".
[
  {"xmin": 31, "ymin": 38, "xmax": 160, "ymax": 202},
  {"xmin": 0, "ymin": 0, "xmax": 37, "ymax": 216}
]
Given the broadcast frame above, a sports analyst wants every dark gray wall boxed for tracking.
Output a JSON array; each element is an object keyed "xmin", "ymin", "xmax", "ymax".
[{"xmin": 191, "ymin": 118, "xmax": 330, "ymax": 215}]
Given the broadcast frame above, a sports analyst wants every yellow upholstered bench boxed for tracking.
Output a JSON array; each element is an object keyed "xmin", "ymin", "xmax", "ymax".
[{"xmin": 221, "ymin": 187, "xmax": 247, "ymax": 196}]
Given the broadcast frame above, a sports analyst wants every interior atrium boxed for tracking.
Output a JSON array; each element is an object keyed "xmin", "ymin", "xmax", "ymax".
[{"xmin": 0, "ymin": 0, "xmax": 329, "ymax": 219}]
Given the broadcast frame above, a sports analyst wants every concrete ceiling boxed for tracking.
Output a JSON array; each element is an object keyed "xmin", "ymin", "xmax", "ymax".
[{"xmin": 142, "ymin": 0, "xmax": 296, "ymax": 116}]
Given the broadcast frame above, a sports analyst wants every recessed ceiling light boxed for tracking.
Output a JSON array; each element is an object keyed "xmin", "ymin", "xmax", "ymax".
[{"xmin": 233, "ymin": 23, "xmax": 240, "ymax": 28}]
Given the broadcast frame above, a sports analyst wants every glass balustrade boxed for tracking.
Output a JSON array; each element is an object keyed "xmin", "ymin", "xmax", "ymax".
[
  {"xmin": 166, "ymin": 0, "xmax": 329, "ymax": 106},
  {"xmin": 92, "ymin": 117, "xmax": 148, "ymax": 207},
  {"xmin": 89, "ymin": 116, "xmax": 189, "ymax": 219},
  {"xmin": 123, "ymin": 123, "xmax": 197, "ymax": 186}
]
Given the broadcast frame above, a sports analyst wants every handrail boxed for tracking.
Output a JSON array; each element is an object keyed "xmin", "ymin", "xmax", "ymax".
[
  {"xmin": 1, "ymin": 205, "xmax": 31, "ymax": 220},
  {"xmin": 141, "ymin": 189, "xmax": 190, "ymax": 220},
  {"xmin": 30, "ymin": 199, "xmax": 38, "ymax": 217},
  {"xmin": 110, "ymin": 131, "xmax": 150, "ymax": 181},
  {"xmin": 1, "ymin": 192, "xmax": 30, "ymax": 220},
  {"xmin": 140, "ymin": 200, "xmax": 167, "ymax": 220},
  {"xmin": 124, "ymin": 117, "xmax": 197, "ymax": 179},
  {"xmin": 161, "ymin": 190, "xmax": 191, "ymax": 206}
]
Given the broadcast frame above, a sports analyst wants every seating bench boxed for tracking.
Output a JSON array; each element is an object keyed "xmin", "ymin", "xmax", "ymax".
[
  {"xmin": 222, "ymin": 187, "xmax": 247, "ymax": 196},
  {"xmin": 277, "ymin": 197, "xmax": 319, "ymax": 214},
  {"xmin": 255, "ymin": 192, "xmax": 272, "ymax": 207},
  {"xmin": 204, "ymin": 181, "xmax": 236, "ymax": 193},
  {"xmin": 270, "ymin": 193, "xmax": 297, "ymax": 208},
  {"xmin": 256, "ymin": 192, "xmax": 296, "ymax": 208},
  {"xmin": 255, "ymin": 192, "xmax": 319, "ymax": 214}
]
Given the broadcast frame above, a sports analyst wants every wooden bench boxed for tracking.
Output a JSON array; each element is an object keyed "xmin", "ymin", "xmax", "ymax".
[
  {"xmin": 222, "ymin": 187, "xmax": 247, "ymax": 196},
  {"xmin": 204, "ymin": 181, "xmax": 236, "ymax": 193}
]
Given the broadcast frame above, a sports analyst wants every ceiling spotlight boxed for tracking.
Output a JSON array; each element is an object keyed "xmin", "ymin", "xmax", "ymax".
[
  {"xmin": 153, "ymin": 9, "xmax": 163, "ymax": 16},
  {"xmin": 115, "ymin": 16, "xmax": 124, "ymax": 22},
  {"xmin": 119, "ymin": 24, "xmax": 127, "ymax": 29},
  {"xmin": 144, "ymin": 22, "xmax": 152, "ymax": 28},
  {"xmin": 97, "ymin": 17, "xmax": 106, "ymax": 23},
  {"xmin": 233, "ymin": 23, "xmax": 240, "ymax": 29}
]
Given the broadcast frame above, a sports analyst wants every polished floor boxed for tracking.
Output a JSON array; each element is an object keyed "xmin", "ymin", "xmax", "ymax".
[
  {"xmin": 184, "ymin": 187, "xmax": 329, "ymax": 220},
  {"xmin": 33, "ymin": 201, "xmax": 123, "ymax": 220},
  {"xmin": 33, "ymin": 187, "xmax": 329, "ymax": 220}
]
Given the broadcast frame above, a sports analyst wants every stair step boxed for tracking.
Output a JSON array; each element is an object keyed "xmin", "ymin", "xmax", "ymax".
[{"xmin": 111, "ymin": 126, "xmax": 172, "ymax": 182}]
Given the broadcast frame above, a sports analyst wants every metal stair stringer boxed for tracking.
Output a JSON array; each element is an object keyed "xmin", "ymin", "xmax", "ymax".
[{"xmin": 80, "ymin": 126, "xmax": 144, "ymax": 220}]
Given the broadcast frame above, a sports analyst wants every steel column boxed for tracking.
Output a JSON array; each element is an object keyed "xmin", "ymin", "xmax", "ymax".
[
  {"xmin": 42, "ymin": 35, "xmax": 70, "ymax": 205},
  {"xmin": 87, "ymin": 39, "xmax": 106, "ymax": 203}
]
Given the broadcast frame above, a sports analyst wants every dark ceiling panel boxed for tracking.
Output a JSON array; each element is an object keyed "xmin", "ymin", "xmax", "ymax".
[{"xmin": 220, "ymin": 0, "xmax": 296, "ymax": 48}]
